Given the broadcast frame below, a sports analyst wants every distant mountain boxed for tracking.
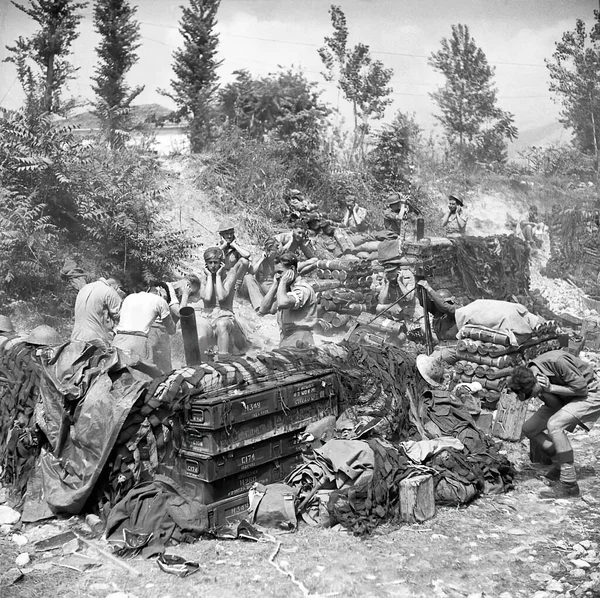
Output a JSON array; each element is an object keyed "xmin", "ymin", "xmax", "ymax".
[
  {"xmin": 508, "ymin": 121, "xmax": 571, "ymax": 158},
  {"xmin": 65, "ymin": 104, "xmax": 174, "ymax": 129}
]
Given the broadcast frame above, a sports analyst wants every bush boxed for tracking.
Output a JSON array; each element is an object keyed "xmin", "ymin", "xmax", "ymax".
[{"xmin": 0, "ymin": 108, "xmax": 197, "ymax": 303}]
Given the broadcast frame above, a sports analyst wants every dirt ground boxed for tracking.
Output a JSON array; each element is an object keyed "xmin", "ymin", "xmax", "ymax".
[{"xmin": 2, "ymin": 425, "xmax": 600, "ymax": 598}]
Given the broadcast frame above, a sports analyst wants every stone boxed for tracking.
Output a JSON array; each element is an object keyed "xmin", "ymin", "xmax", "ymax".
[
  {"xmin": 12, "ymin": 534, "xmax": 28, "ymax": 546},
  {"xmin": 15, "ymin": 553, "xmax": 30, "ymax": 567},
  {"xmin": 546, "ymin": 580, "xmax": 563, "ymax": 592},
  {"xmin": 0, "ymin": 506, "xmax": 20, "ymax": 525},
  {"xmin": 570, "ymin": 559, "xmax": 590, "ymax": 569},
  {"xmin": 570, "ymin": 568, "xmax": 586, "ymax": 578}
]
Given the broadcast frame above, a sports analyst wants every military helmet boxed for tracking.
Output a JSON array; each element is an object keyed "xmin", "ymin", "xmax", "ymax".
[
  {"xmin": 416, "ymin": 354, "xmax": 445, "ymax": 388},
  {"xmin": 0, "ymin": 315, "xmax": 15, "ymax": 334},
  {"xmin": 21, "ymin": 325, "xmax": 63, "ymax": 346}
]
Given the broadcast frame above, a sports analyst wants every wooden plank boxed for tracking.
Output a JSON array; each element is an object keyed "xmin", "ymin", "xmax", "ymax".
[
  {"xmin": 491, "ymin": 390, "xmax": 528, "ymax": 441},
  {"xmin": 399, "ymin": 474, "xmax": 436, "ymax": 523}
]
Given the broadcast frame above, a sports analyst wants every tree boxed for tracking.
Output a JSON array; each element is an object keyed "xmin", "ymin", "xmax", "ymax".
[
  {"xmin": 368, "ymin": 111, "xmax": 421, "ymax": 191},
  {"xmin": 4, "ymin": 0, "xmax": 87, "ymax": 117},
  {"xmin": 318, "ymin": 5, "xmax": 393, "ymax": 159},
  {"xmin": 163, "ymin": 0, "xmax": 222, "ymax": 152},
  {"xmin": 218, "ymin": 69, "xmax": 329, "ymax": 147},
  {"xmin": 428, "ymin": 24, "xmax": 517, "ymax": 165},
  {"xmin": 92, "ymin": 0, "xmax": 144, "ymax": 148},
  {"xmin": 546, "ymin": 11, "xmax": 600, "ymax": 179}
]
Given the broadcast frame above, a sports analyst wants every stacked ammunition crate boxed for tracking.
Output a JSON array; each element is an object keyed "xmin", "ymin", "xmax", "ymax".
[{"xmin": 166, "ymin": 367, "xmax": 339, "ymax": 527}]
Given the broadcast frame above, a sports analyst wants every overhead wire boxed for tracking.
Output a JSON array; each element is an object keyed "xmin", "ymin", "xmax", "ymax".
[{"xmin": 138, "ymin": 20, "xmax": 547, "ymax": 69}]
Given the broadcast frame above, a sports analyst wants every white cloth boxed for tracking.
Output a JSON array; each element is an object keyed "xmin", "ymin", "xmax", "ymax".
[
  {"xmin": 116, "ymin": 292, "xmax": 170, "ymax": 336},
  {"xmin": 455, "ymin": 300, "xmax": 539, "ymax": 340}
]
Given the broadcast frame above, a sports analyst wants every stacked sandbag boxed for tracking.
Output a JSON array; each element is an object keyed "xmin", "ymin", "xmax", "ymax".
[
  {"xmin": 312, "ymin": 259, "xmax": 377, "ymax": 330},
  {"xmin": 450, "ymin": 321, "xmax": 561, "ymax": 409}
]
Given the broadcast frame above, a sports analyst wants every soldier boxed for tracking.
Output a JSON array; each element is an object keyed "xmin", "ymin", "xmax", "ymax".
[
  {"xmin": 508, "ymin": 350, "xmax": 600, "ymax": 498},
  {"xmin": 258, "ymin": 252, "xmax": 317, "ymax": 349},
  {"xmin": 197, "ymin": 247, "xmax": 249, "ymax": 359},
  {"xmin": 442, "ymin": 194, "xmax": 468, "ymax": 237},
  {"xmin": 71, "ymin": 275, "xmax": 123, "ymax": 346}
]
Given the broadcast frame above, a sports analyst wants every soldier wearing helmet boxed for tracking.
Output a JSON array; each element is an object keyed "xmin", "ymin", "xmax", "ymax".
[{"xmin": 416, "ymin": 280, "xmax": 459, "ymax": 341}]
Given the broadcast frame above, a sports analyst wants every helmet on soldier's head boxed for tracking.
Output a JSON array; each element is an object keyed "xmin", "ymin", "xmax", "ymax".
[
  {"xmin": 217, "ymin": 219, "xmax": 235, "ymax": 233},
  {"xmin": 437, "ymin": 289, "xmax": 456, "ymax": 302}
]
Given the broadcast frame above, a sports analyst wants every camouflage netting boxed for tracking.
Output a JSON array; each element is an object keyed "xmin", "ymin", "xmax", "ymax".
[
  {"xmin": 0, "ymin": 336, "xmax": 514, "ymax": 533},
  {"xmin": 545, "ymin": 206, "xmax": 600, "ymax": 292}
]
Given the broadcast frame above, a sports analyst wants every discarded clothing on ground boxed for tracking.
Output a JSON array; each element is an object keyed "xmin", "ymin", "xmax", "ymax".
[{"xmin": 105, "ymin": 475, "xmax": 209, "ymax": 556}]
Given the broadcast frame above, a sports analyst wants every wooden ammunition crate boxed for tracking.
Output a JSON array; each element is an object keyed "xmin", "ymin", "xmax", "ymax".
[
  {"xmin": 173, "ymin": 452, "xmax": 303, "ymax": 504},
  {"xmin": 177, "ymin": 431, "xmax": 302, "ymax": 482},
  {"xmin": 181, "ymin": 394, "xmax": 338, "ymax": 455},
  {"xmin": 185, "ymin": 370, "xmax": 337, "ymax": 429}
]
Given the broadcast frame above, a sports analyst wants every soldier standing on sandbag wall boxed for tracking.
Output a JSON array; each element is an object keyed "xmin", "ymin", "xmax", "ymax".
[
  {"xmin": 383, "ymin": 193, "xmax": 410, "ymax": 237},
  {"xmin": 507, "ymin": 350, "xmax": 600, "ymax": 498},
  {"xmin": 218, "ymin": 220, "xmax": 251, "ymax": 295},
  {"xmin": 70, "ymin": 275, "xmax": 124, "ymax": 346},
  {"xmin": 442, "ymin": 194, "xmax": 468, "ymax": 237},
  {"xmin": 258, "ymin": 252, "xmax": 317, "ymax": 349}
]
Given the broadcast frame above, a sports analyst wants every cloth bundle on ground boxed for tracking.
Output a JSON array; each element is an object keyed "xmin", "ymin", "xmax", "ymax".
[
  {"xmin": 105, "ymin": 475, "xmax": 209, "ymax": 557},
  {"xmin": 286, "ymin": 438, "xmax": 414, "ymax": 536},
  {"xmin": 418, "ymin": 389, "xmax": 515, "ymax": 498}
]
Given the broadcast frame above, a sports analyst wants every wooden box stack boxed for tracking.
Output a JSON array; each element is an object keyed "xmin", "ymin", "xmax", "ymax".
[{"xmin": 165, "ymin": 369, "xmax": 339, "ymax": 527}]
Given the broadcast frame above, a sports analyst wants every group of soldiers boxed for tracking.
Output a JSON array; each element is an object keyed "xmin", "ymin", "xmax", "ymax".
[
  {"xmin": 68, "ymin": 220, "xmax": 319, "ymax": 374},
  {"xmin": 1, "ymin": 190, "xmax": 595, "ymax": 501}
]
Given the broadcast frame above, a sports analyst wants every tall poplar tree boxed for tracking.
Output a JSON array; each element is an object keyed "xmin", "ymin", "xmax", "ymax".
[
  {"xmin": 92, "ymin": 0, "xmax": 144, "ymax": 148},
  {"xmin": 428, "ymin": 24, "xmax": 517, "ymax": 165},
  {"xmin": 4, "ymin": 0, "xmax": 87, "ymax": 116},
  {"xmin": 318, "ymin": 5, "xmax": 393, "ymax": 159},
  {"xmin": 163, "ymin": 0, "xmax": 222, "ymax": 152},
  {"xmin": 546, "ymin": 11, "xmax": 600, "ymax": 180}
]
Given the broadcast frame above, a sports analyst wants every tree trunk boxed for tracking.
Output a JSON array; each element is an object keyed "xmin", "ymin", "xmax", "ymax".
[
  {"xmin": 45, "ymin": 53, "xmax": 55, "ymax": 114},
  {"xmin": 590, "ymin": 93, "xmax": 599, "ymax": 186}
]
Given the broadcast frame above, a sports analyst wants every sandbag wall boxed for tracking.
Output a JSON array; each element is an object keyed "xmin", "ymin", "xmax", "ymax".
[
  {"xmin": 312, "ymin": 258, "xmax": 378, "ymax": 332},
  {"xmin": 450, "ymin": 322, "xmax": 560, "ymax": 410}
]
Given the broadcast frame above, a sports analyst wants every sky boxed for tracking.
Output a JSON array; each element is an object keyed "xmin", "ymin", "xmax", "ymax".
[{"xmin": 0, "ymin": 0, "xmax": 598, "ymax": 142}]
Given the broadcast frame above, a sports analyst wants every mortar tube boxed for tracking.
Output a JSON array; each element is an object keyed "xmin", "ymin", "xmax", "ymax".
[{"xmin": 179, "ymin": 306, "xmax": 202, "ymax": 365}]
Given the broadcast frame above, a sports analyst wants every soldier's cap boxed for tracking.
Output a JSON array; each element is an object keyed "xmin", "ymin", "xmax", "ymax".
[{"xmin": 448, "ymin": 194, "xmax": 464, "ymax": 207}]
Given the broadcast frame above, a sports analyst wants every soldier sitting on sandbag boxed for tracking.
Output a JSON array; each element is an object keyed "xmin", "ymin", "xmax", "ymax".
[
  {"xmin": 197, "ymin": 247, "xmax": 250, "ymax": 360},
  {"xmin": 376, "ymin": 268, "xmax": 421, "ymax": 322},
  {"xmin": 239, "ymin": 238, "xmax": 280, "ymax": 313}
]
